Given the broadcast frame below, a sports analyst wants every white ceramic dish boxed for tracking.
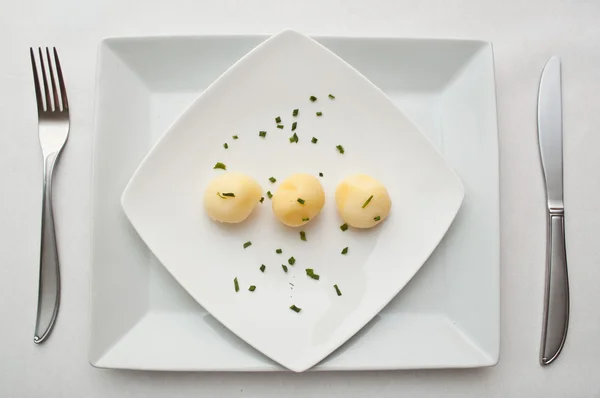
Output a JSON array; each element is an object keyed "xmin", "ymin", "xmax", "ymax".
[
  {"xmin": 91, "ymin": 33, "xmax": 499, "ymax": 371},
  {"xmin": 120, "ymin": 30, "xmax": 464, "ymax": 372}
]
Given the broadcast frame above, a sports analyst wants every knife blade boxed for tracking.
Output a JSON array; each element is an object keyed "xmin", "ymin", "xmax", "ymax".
[{"xmin": 537, "ymin": 56, "xmax": 570, "ymax": 366}]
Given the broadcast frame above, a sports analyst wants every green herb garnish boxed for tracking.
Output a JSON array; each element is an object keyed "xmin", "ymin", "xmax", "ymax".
[
  {"xmin": 328, "ymin": 94, "xmax": 335, "ymax": 99},
  {"xmin": 309, "ymin": 96, "xmax": 317, "ymax": 102},
  {"xmin": 269, "ymin": 177, "xmax": 276, "ymax": 183},
  {"xmin": 319, "ymin": 172, "xmax": 323, "ymax": 177},
  {"xmin": 259, "ymin": 131, "xmax": 267, "ymax": 138},
  {"xmin": 276, "ymin": 248, "xmax": 282, "ymax": 254},
  {"xmin": 341, "ymin": 247, "xmax": 348, "ymax": 255},
  {"xmin": 300, "ymin": 231, "xmax": 307, "ymax": 241},
  {"xmin": 234, "ymin": 277, "xmax": 239, "ymax": 292},
  {"xmin": 213, "ymin": 162, "xmax": 226, "ymax": 170},
  {"xmin": 374, "ymin": 216, "xmax": 381, "ymax": 221},
  {"xmin": 243, "ymin": 241, "xmax": 252, "ymax": 249},
  {"xmin": 289, "ymin": 132, "xmax": 299, "ymax": 143},
  {"xmin": 260, "ymin": 264, "xmax": 266, "ymax": 273},
  {"xmin": 267, "ymin": 191, "xmax": 273, "ymax": 199},
  {"xmin": 362, "ymin": 195, "xmax": 374, "ymax": 208},
  {"xmin": 221, "ymin": 192, "xmax": 235, "ymax": 197},
  {"xmin": 340, "ymin": 223, "xmax": 349, "ymax": 232},
  {"xmin": 249, "ymin": 285, "xmax": 256, "ymax": 292},
  {"xmin": 290, "ymin": 305, "xmax": 301, "ymax": 313},
  {"xmin": 293, "ymin": 109, "xmax": 299, "ymax": 117},
  {"xmin": 232, "ymin": 135, "xmax": 239, "ymax": 140},
  {"xmin": 288, "ymin": 257, "xmax": 296, "ymax": 266},
  {"xmin": 334, "ymin": 284, "xmax": 342, "ymax": 296},
  {"xmin": 275, "ymin": 116, "xmax": 281, "ymax": 123},
  {"xmin": 316, "ymin": 111, "xmax": 322, "ymax": 116},
  {"xmin": 292, "ymin": 122, "xmax": 297, "ymax": 131},
  {"xmin": 336, "ymin": 145, "xmax": 345, "ymax": 154},
  {"xmin": 282, "ymin": 264, "xmax": 288, "ymax": 273},
  {"xmin": 223, "ymin": 143, "xmax": 228, "ymax": 149},
  {"xmin": 259, "ymin": 197, "xmax": 264, "ymax": 203},
  {"xmin": 302, "ymin": 217, "xmax": 310, "ymax": 222},
  {"xmin": 311, "ymin": 137, "xmax": 318, "ymax": 144},
  {"xmin": 297, "ymin": 198, "xmax": 305, "ymax": 205},
  {"xmin": 305, "ymin": 269, "xmax": 320, "ymax": 280},
  {"xmin": 277, "ymin": 124, "xmax": 284, "ymax": 129}
]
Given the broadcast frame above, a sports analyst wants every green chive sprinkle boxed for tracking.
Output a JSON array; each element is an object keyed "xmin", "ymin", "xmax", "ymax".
[
  {"xmin": 290, "ymin": 305, "xmax": 301, "ymax": 313},
  {"xmin": 334, "ymin": 284, "xmax": 342, "ymax": 296},
  {"xmin": 234, "ymin": 277, "xmax": 239, "ymax": 292},
  {"xmin": 276, "ymin": 248, "xmax": 282, "ymax": 254},
  {"xmin": 260, "ymin": 264, "xmax": 266, "ymax": 272},
  {"xmin": 309, "ymin": 96, "xmax": 317, "ymax": 102},
  {"xmin": 288, "ymin": 257, "xmax": 296, "ymax": 266},
  {"xmin": 329, "ymin": 94, "xmax": 335, "ymax": 99},
  {"xmin": 289, "ymin": 132, "xmax": 299, "ymax": 143},
  {"xmin": 340, "ymin": 223, "xmax": 349, "ymax": 232},
  {"xmin": 362, "ymin": 195, "xmax": 374, "ymax": 208},
  {"xmin": 277, "ymin": 124, "xmax": 284, "ymax": 129},
  {"xmin": 341, "ymin": 247, "xmax": 348, "ymax": 255},
  {"xmin": 336, "ymin": 145, "xmax": 345, "ymax": 154},
  {"xmin": 232, "ymin": 135, "xmax": 239, "ymax": 140},
  {"xmin": 311, "ymin": 137, "xmax": 318, "ymax": 144},
  {"xmin": 249, "ymin": 285, "xmax": 256, "ymax": 292},
  {"xmin": 297, "ymin": 198, "xmax": 305, "ymax": 205},
  {"xmin": 319, "ymin": 172, "xmax": 323, "ymax": 177},
  {"xmin": 302, "ymin": 217, "xmax": 310, "ymax": 222},
  {"xmin": 282, "ymin": 264, "xmax": 288, "ymax": 273},
  {"xmin": 260, "ymin": 197, "xmax": 265, "ymax": 203},
  {"xmin": 275, "ymin": 116, "xmax": 281, "ymax": 123},
  {"xmin": 292, "ymin": 122, "xmax": 297, "ymax": 131},
  {"xmin": 374, "ymin": 216, "xmax": 381, "ymax": 221},
  {"xmin": 223, "ymin": 143, "xmax": 229, "ymax": 149},
  {"xmin": 293, "ymin": 109, "xmax": 299, "ymax": 117},
  {"xmin": 267, "ymin": 191, "xmax": 273, "ymax": 199},
  {"xmin": 243, "ymin": 241, "xmax": 252, "ymax": 249},
  {"xmin": 259, "ymin": 131, "xmax": 267, "ymax": 138},
  {"xmin": 305, "ymin": 269, "xmax": 319, "ymax": 280},
  {"xmin": 221, "ymin": 192, "xmax": 235, "ymax": 197},
  {"xmin": 316, "ymin": 111, "xmax": 322, "ymax": 116},
  {"xmin": 269, "ymin": 177, "xmax": 276, "ymax": 183},
  {"xmin": 300, "ymin": 231, "xmax": 307, "ymax": 241},
  {"xmin": 213, "ymin": 162, "xmax": 226, "ymax": 170}
]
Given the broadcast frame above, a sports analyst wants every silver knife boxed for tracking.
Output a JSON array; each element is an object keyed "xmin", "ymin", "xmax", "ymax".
[{"xmin": 537, "ymin": 56, "xmax": 570, "ymax": 366}]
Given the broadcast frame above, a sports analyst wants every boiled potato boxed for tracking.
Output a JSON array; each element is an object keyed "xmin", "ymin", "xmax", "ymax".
[
  {"xmin": 204, "ymin": 172, "xmax": 262, "ymax": 223},
  {"xmin": 272, "ymin": 173, "xmax": 325, "ymax": 227},
  {"xmin": 335, "ymin": 174, "xmax": 391, "ymax": 228}
]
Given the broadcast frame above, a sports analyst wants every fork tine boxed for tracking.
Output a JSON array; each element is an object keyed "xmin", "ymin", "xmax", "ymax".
[
  {"xmin": 38, "ymin": 47, "xmax": 52, "ymax": 111},
  {"xmin": 30, "ymin": 48, "xmax": 43, "ymax": 113},
  {"xmin": 53, "ymin": 48, "xmax": 68, "ymax": 110},
  {"xmin": 45, "ymin": 48, "xmax": 60, "ymax": 111}
]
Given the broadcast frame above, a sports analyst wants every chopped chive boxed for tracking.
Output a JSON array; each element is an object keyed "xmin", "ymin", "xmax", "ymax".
[
  {"xmin": 289, "ymin": 132, "xmax": 299, "ymax": 143},
  {"xmin": 223, "ymin": 143, "xmax": 229, "ymax": 149},
  {"xmin": 259, "ymin": 131, "xmax": 267, "ymax": 138},
  {"xmin": 275, "ymin": 116, "xmax": 281, "ymax": 123},
  {"xmin": 334, "ymin": 284, "xmax": 342, "ymax": 296},
  {"xmin": 311, "ymin": 137, "xmax": 318, "ymax": 144},
  {"xmin": 288, "ymin": 257, "xmax": 296, "ymax": 266},
  {"xmin": 319, "ymin": 172, "xmax": 323, "ymax": 177},
  {"xmin": 269, "ymin": 177, "xmax": 276, "ymax": 183},
  {"xmin": 297, "ymin": 198, "xmax": 305, "ymax": 205},
  {"xmin": 300, "ymin": 231, "xmax": 307, "ymax": 241},
  {"xmin": 260, "ymin": 264, "xmax": 266, "ymax": 272},
  {"xmin": 234, "ymin": 277, "xmax": 239, "ymax": 292},
  {"xmin": 336, "ymin": 145, "xmax": 345, "ymax": 154},
  {"xmin": 267, "ymin": 191, "xmax": 273, "ymax": 199},
  {"xmin": 221, "ymin": 192, "xmax": 235, "ymax": 197},
  {"xmin": 340, "ymin": 223, "xmax": 349, "ymax": 232},
  {"xmin": 290, "ymin": 304, "xmax": 301, "ymax": 313},
  {"xmin": 362, "ymin": 195, "xmax": 374, "ymax": 208},
  {"xmin": 213, "ymin": 162, "xmax": 226, "ymax": 170},
  {"xmin": 305, "ymin": 268, "xmax": 314, "ymax": 275},
  {"xmin": 309, "ymin": 96, "xmax": 317, "ymax": 102},
  {"xmin": 292, "ymin": 122, "xmax": 297, "ymax": 131},
  {"xmin": 328, "ymin": 94, "xmax": 335, "ymax": 99},
  {"xmin": 243, "ymin": 241, "xmax": 252, "ymax": 249},
  {"xmin": 282, "ymin": 264, "xmax": 288, "ymax": 273},
  {"xmin": 316, "ymin": 111, "xmax": 322, "ymax": 117},
  {"xmin": 259, "ymin": 197, "xmax": 264, "ymax": 203},
  {"xmin": 302, "ymin": 217, "xmax": 310, "ymax": 222},
  {"xmin": 293, "ymin": 109, "xmax": 299, "ymax": 117},
  {"xmin": 277, "ymin": 124, "xmax": 284, "ymax": 129},
  {"xmin": 341, "ymin": 247, "xmax": 348, "ymax": 255},
  {"xmin": 374, "ymin": 215, "xmax": 381, "ymax": 221},
  {"xmin": 232, "ymin": 135, "xmax": 239, "ymax": 140},
  {"xmin": 276, "ymin": 248, "xmax": 282, "ymax": 254},
  {"xmin": 249, "ymin": 285, "xmax": 256, "ymax": 292}
]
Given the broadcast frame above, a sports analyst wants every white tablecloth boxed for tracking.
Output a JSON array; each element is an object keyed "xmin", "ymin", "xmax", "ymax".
[{"xmin": 1, "ymin": 0, "xmax": 600, "ymax": 396}]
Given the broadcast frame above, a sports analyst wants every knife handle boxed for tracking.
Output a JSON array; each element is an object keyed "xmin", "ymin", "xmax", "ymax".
[{"xmin": 540, "ymin": 212, "xmax": 569, "ymax": 365}]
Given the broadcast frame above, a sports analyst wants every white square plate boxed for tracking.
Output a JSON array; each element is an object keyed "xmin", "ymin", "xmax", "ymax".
[
  {"xmin": 120, "ymin": 30, "xmax": 464, "ymax": 372},
  {"xmin": 91, "ymin": 33, "xmax": 499, "ymax": 371}
]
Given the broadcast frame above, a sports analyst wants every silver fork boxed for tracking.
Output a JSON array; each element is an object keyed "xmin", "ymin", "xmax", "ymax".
[{"xmin": 30, "ymin": 47, "xmax": 69, "ymax": 344}]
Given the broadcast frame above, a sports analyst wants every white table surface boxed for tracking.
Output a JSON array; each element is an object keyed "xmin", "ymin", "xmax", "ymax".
[{"xmin": 1, "ymin": 0, "xmax": 600, "ymax": 396}]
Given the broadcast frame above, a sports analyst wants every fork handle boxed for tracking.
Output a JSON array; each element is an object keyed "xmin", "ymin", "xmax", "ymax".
[{"xmin": 34, "ymin": 152, "xmax": 61, "ymax": 344}]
